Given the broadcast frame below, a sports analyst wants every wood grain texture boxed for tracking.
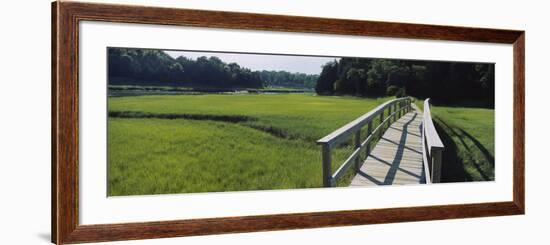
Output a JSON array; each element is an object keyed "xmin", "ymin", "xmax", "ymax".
[
  {"xmin": 64, "ymin": 202, "xmax": 521, "ymax": 244},
  {"xmin": 513, "ymin": 33, "xmax": 525, "ymax": 213},
  {"xmin": 61, "ymin": 1, "xmax": 522, "ymax": 43},
  {"xmin": 51, "ymin": 1, "xmax": 525, "ymax": 244},
  {"xmin": 53, "ymin": 1, "xmax": 80, "ymax": 244},
  {"xmin": 51, "ymin": 2, "xmax": 58, "ymax": 243}
]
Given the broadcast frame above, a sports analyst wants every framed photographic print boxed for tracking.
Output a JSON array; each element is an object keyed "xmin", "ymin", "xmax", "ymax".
[{"xmin": 52, "ymin": 1, "xmax": 525, "ymax": 244}]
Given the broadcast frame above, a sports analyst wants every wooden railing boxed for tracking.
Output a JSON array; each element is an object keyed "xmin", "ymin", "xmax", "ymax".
[
  {"xmin": 421, "ymin": 98, "xmax": 445, "ymax": 183},
  {"xmin": 317, "ymin": 97, "xmax": 413, "ymax": 187}
]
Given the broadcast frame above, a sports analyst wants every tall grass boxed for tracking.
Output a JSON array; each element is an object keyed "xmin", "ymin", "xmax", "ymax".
[
  {"xmin": 108, "ymin": 94, "xmax": 391, "ymax": 195},
  {"xmin": 109, "ymin": 94, "xmax": 390, "ymax": 141},
  {"xmin": 108, "ymin": 118, "xmax": 323, "ymax": 195},
  {"xmin": 417, "ymin": 101, "xmax": 494, "ymax": 182}
]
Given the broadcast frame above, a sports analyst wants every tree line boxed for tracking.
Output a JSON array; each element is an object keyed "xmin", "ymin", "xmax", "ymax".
[
  {"xmin": 108, "ymin": 48, "xmax": 317, "ymax": 89},
  {"xmin": 108, "ymin": 48, "xmax": 494, "ymax": 105},
  {"xmin": 315, "ymin": 57, "xmax": 494, "ymax": 106},
  {"xmin": 258, "ymin": 70, "xmax": 318, "ymax": 89}
]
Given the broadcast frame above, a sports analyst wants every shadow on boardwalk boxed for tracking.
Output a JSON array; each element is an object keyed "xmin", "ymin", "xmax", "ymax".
[{"xmin": 351, "ymin": 111, "xmax": 424, "ymax": 186}]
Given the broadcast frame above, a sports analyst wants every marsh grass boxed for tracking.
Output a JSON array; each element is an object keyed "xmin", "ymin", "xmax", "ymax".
[
  {"xmin": 108, "ymin": 94, "xmax": 391, "ymax": 195},
  {"xmin": 416, "ymin": 101, "xmax": 495, "ymax": 182}
]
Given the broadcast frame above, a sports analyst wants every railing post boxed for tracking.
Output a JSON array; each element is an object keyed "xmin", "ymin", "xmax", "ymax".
[
  {"xmin": 398, "ymin": 102, "xmax": 401, "ymax": 117},
  {"xmin": 321, "ymin": 144, "xmax": 333, "ymax": 187},
  {"xmin": 431, "ymin": 148, "xmax": 443, "ymax": 183},
  {"xmin": 391, "ymin": 104, "xmax": 397, "ymax": 122},
  {"xmin": 398, "ymin": 101, "xmax": 402, "ymax": 118},
  {"xmin": 379, "ymin": 110, "xmax": 384, "ymax": 136},
  {"xmin": 354, "ymin": 130, "xmax": 361, "ymax": 171},
  {"xmin": 366, "ymin": 121, "xmax": 372, "ymax": 156},
  {"xmin": 388, "ymin": 104, "xmax": 393, "ymax": 124},
  {"xmin": 395, "ymin": 103, "xmax": 401, "ymax": 120}
]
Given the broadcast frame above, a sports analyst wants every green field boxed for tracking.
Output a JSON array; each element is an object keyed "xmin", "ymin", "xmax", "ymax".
[
  {"xmin": 108, "ymin": 94, "xmax": 390, "ymax": 196},
  {"xmin": 417, "ymin": 101, "xmax": 494, "ymax": 182}
]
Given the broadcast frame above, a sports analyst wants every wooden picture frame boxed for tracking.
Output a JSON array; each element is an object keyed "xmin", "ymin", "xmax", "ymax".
[{"xmin": 52, "ymin": 1, "xmax": 525, "ymax": 244}]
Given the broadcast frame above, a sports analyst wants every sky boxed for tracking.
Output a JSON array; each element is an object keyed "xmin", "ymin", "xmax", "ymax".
[{"xmin": 164, "ymin": 50, "xmax": 337, "ymax": 75}]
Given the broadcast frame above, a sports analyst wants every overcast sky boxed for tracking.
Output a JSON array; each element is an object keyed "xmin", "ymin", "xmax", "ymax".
[{"xmin": 164, "ymin": 50, "xmax": 337, "ymax": 75}]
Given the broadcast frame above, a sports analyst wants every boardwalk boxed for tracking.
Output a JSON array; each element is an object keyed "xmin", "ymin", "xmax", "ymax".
[
  {"xmin": 317, "ymin": 98, "xmax": 442, "ymax": 187},
  {"xmin": 351, "ymin": 110, "xmax": 425, "ymax": 186}
]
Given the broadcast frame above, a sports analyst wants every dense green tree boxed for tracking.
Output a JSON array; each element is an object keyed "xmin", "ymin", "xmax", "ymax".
[
  {"xmin": 109, "ymin": 48, "xmax": 495, "ymax": 106},
  {"xmin": 258, "ymin": 70, "xmax": 318, "ymax": 89},
  {"xmin": 315, "ymin": 57, "xmax": 495, "ymax": 107},
  {"xmin": 109, "ymin": 48, "xmax": 316, "ymax": 90},
  {"xmin": 315, "ymin": 61, "xmax": 338, "ymax": 95}
]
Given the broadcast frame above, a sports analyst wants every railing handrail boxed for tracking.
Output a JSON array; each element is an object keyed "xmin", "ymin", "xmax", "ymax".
[
  {"xmin": 423, "ymin": 99, "xmax": 444, "ymax": 151},
  {"xmin": 421, "ymin": 98, "xmax": 445, "ymax": 183},
  {"xmin": 317, "ymin": 97, "xmax": 413, "ymax": 187},
  {"xmin": 317, "ymin": 97, "xmax": 410, "ymax": 147}
]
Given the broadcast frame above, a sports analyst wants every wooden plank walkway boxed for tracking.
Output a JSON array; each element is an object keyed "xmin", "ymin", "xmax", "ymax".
[{"xmin": 351, "ymin": 110, "xmax": 425, "ymax": 186}]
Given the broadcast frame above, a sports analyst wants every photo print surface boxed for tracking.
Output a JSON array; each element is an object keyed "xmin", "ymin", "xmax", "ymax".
[{"xmin": 107, "ymin": 47, "xmax": 495, "ymax": 196}]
